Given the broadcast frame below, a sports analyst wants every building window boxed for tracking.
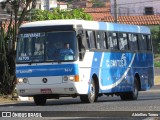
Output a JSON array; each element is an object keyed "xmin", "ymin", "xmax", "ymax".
[{"xmin": 144, "ymin": 7, "xmax": 154, "ymax": 15}]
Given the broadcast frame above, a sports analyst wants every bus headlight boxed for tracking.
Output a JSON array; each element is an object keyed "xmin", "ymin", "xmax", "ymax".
[
  {"xmin": 63, "ymin": 75, "xmax": 79, "ymax": 82},
  {"xmin": 23, "ymin": 78, "xmax": 28, "ymax": 83},
  {"xmin": 17, "ymin": 78, "xmax": 28, "ymax": 84},
  {"xmin": 17, "ymin": 78, "xmax": 23, "ymax": 84},
  {"xmin": 63, "ymin": 76, "xmax": 68, "ymax": 82}
]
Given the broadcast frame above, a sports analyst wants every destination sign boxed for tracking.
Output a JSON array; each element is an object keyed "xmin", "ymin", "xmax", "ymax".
[{"xmin": 22, "ymin": 33, "xmax": 45, "ymax": 38}]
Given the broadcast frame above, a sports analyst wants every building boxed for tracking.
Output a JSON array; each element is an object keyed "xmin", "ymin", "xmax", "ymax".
[
  {"xmin": 35, "ymin": 0, "xmax": 67, "ymax": 10},
  {"xmin": 0, "ymin": 3, "xmax": 11, "ymax": 21},
  {"xmin": 71, "ymin": 0, "xmax": 110, "ymax": 8},
  {"xmin": 85, "ymin": 7, "xmax": 111, "ymax": 21},
  {"xmin": 111, "ymin": 0, "xmax": 160, "ymax": 16}
]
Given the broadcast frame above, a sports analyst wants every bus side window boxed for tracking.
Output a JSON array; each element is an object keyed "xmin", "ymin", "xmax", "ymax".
[
  {"xmin": 86, "ymin": 31, "xmax": 96, "ymax": 49},
  {"xmin": 118, "ymin": 32, "xmax": 128, "ymax": 50},
  {"xmin": 128, "ymin": 34, "xmax": 138, "ymax": 51},
  {"xmin": 139, "ymin": 34, "xmax": 147, "ymax": 51},
  {"xmin": 96, "ymin": 31, "xmax": 107, "ymax": 49},
  {"xmin": 108, "ymin": 32, "xmax": 118, "ymax": 50},
  {"xmin": 101, "ymin": 32, "xmax": 107, "ymax": 49},
  {"xmin": 96, "ymin": 31, "xmax": 101, "ymax": 49},
  {"xmin": 147, "ymin": 35, "xmax": 152, "ymax": 51},
  {"xmin": 85, "ymin": 31, "xmax": 90, "ymax": 49}
]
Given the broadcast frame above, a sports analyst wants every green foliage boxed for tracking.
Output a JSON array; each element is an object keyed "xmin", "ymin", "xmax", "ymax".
[
  {"xmin": 154, "ymin": 54, "xmax": 160, "ymax": 67},
  {"xmin": 154, "ymin": 61, "xmax": 160, "ymax": 67},
  {"xmin": 0, "ymin": 24, "xmax": 13, "ymax": 95},
  {"xmin": 31, "ymin": 8, "xmax": 93, "ymax": 21},
  {"xmin": 0, "ymin": 0, "xmax": 33, "ymax": 95},
  {"xmin": 93, "ymin": 1, "xmax": 105, "ymax": 7},
  {"xmin": 151, "ymin": 26, "xmax": 160, "ymax": 54}
]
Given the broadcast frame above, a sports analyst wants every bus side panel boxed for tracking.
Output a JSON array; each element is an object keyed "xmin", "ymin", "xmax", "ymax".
[
  {"xmin": 132, "ymin": 52, "xmax": 154, "ymax": 91},
  {"xmin": 88, "ymin": 52, "xmax": 134, "ymax": 94},
  {"xmin": 78, "ymin": 52, "xmax": 95, "ymax": 94},
  {"xmin": 88, "ymin": 52, "xmax": 154, "ymax": 94}
]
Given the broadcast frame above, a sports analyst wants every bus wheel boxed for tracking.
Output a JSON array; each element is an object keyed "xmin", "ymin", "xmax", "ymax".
[
  {"xmin": 129, "ymin": 77, "xmax": 139, "ymax": 100},
  {"xmin": 120, "ymin": 93, "xmax": 129, "ymax": 100},
  {"xmin": 80, "ymin": 79, "xmax": 98, "ymax": 103},
  {"xmin": 33, "ymin": 95, "xmax": 46, "ymax": 105},
  {"xmin": 120, "ymin": 77, "xmax": 139, "ymax": 100}
]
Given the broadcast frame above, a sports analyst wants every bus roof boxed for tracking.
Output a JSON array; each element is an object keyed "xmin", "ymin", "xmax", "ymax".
[{"xmin": 20, "ymin": 19, "xmax": 150, "ymax": 34}]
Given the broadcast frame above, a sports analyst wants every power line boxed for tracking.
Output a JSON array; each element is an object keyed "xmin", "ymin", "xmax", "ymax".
[
  {"xmin": 110, "ymin": 12, "xmax": 160, "ymax": 15},
  {"xmin": 112, "ymin": 0, "xmax": 160, "ymax": 6}
]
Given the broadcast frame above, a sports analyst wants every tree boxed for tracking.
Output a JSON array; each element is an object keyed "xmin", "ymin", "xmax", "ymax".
[
  {"xmin": 31, "ymin": 8, "xmax": 93, "ymax": 21},
  {"xmin": 151, "ymin": 26, "xmax": 160, "ymax": 54},
  {"xmin": 0, "ymin": 0, "xmax": 93, "ymax": 95},
  {"xmin": 1, "ymin": 0, "xmax": 36, "ymax": 44},
  {"xmin": 89, "ymin": 0, "xmax": 105, "ymax": 7},
  {"xmin": 0, "ymin": 0, "xmax": 36, "ymax": 95}
]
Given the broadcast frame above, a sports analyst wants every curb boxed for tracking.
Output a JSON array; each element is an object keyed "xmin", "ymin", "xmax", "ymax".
[{"xmin": 17, "ymin": 96, "xmax": 33, "ymax": 101}]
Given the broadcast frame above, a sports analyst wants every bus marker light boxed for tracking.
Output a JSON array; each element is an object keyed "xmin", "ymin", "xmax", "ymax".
[{"xmin": 74, "ymin": 75, "xmax": 79, "ymax": 82}]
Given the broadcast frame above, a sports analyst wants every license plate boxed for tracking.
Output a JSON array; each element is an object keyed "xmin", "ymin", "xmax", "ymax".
[{"xmin": 41, "ymin": 89, "xmax": 52, "ymax": 94}]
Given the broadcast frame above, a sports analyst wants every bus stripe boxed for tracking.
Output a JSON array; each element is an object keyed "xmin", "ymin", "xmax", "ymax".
[{"xmin": 99, "ymin": 53, "xmax": 136, "ymax": 90}]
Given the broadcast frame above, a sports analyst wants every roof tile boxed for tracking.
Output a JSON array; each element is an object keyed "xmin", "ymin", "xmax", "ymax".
[{"xmin": 89, "ymin": 14, "xmax": 160, "ymax": 25}]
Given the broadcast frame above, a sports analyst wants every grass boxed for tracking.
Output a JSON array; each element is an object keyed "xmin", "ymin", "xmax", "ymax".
[{"xmin": 0, "ymin": 95, "xmax": 17, "ymax": 104}]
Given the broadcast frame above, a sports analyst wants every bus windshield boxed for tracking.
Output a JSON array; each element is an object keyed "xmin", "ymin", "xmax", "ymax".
[{"xmin": 16, "ymin": 31, "xmax": 77, "ymax": 63}]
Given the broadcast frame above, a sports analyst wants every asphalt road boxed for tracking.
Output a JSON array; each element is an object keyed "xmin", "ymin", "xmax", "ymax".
[
  {"xmin": 0, "ymin": 68, "xmax": 159, "ymax": 119},
  {"xmin": 0, "ymin": 85, "xmax": 160, "ymax": 120}
]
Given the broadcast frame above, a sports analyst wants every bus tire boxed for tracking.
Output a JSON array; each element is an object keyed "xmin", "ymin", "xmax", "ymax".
[
  {"xmin": 120, "ymin": 77, "xmax": 139, "ymax": 100},
  {"xmin": 120, "ymin": 93, "xmax": 129, "ymax": 100},
  {"xmin": 129, "ymin": 77, "xmax": 139, "ymax": 100},
  {"xmin": 80, "ymin": 79, "xmax": 98, "ymax": 103},
  {"xmin": 33, "ymin": 95, "xmax": 46, "ymax": 105}
]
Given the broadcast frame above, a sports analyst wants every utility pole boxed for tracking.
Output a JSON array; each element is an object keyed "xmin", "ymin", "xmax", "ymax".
[
  {"xmin": 114, "ymin": 0, "xmax": 118, "ymax": 23},
  {"xmin": 29, "ymin": 3, "xmax": 31, "ymax": 22}
]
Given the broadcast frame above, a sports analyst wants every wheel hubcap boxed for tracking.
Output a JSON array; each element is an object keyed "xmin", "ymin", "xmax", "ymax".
[{"xmin": 90, "ymin": 83, "xmax": 95, "ymax": 99}]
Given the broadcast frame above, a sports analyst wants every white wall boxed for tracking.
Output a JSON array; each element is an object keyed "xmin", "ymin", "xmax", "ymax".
[
  {"xmin": 111, "ymin": 0, "xmax": 160, "ymax": 16},
  {"xmin": 36, "ymin": 0, "xmax": 67, "ymax": 10},
  {"xmin": 39, "ymin": 0, "xmax": 57, "ymax": 10}
]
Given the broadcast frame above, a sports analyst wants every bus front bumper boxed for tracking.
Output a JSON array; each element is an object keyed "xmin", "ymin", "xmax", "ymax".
[{"xmin": 16, "ymin": 82, "xmax": 88, "ymax": 97}]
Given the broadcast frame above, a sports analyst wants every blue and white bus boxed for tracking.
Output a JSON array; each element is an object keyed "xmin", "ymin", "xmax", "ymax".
[{"xmin": 16, "ymin": 20, "xmax": 154, "ymax": 105}]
